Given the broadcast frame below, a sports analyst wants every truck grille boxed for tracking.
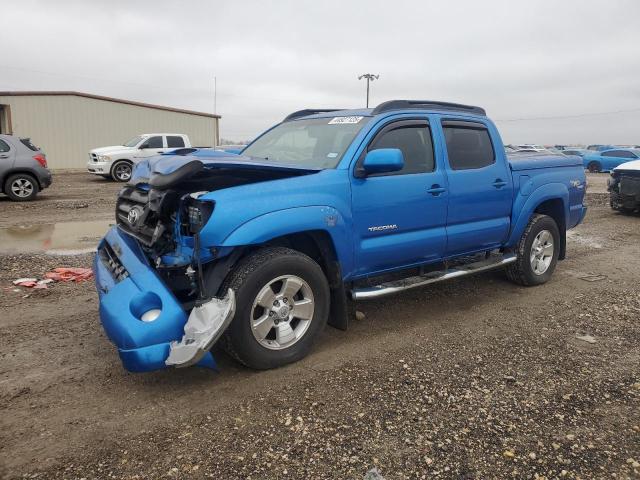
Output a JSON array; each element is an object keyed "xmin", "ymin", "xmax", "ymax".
[
  {"xmin": 90, "ymin": 153, "xmax": 99, "ymax": 162},
  {"xmin": 98, "ymin": 242, "xmax": 129, "ymax": 282},
  {"xmin": 620, "ymin": 177, "xmax": 640, "ymax": 196},
  {"xmin": 115, "ymin": 186, "xmax": 159, "ymax": 246}
]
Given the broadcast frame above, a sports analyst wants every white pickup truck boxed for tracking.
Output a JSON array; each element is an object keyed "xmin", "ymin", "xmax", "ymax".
[{"xmin": 87, "ymin": 134, "xmax": 192, "ymax": 181}]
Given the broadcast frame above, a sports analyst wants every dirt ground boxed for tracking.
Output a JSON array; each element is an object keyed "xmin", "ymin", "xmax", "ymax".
[{"xmin": 0, "ymin": 173, "xmax": 638, "ymax": 479}]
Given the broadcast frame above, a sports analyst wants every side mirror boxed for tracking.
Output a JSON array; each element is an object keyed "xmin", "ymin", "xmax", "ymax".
[
  {"xmin": 138, "ymin": 144, "xmax": 148, "ymax": 150},
  {"xmin": 359, "ymin": 148, "xmax": 404, "ymax": 176}
]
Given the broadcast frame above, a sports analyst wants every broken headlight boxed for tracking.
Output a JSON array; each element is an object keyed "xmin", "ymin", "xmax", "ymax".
[{"xmin": 185, "ymin": 199, "xmax": 214, "ymax": 234}]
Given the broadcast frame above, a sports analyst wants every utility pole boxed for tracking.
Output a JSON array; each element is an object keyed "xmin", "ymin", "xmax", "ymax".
[
  {"xmin": 213, "ymin": 76, "xmax": 218, "ymax": 147},
  {"xmin": 358, "ymin": 73, "xmax": 379, "ymax": 108}
]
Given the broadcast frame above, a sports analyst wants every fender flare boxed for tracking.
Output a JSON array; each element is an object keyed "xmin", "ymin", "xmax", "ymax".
[
  {"xmin": 507, "ymin": 183, "xmax": 569, "ymax": 248},
  {"xmin": 221, "ymin": 205, "xmax": 354, "ymax": 275}
]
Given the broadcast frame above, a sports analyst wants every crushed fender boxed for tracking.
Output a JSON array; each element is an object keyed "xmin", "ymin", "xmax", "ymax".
[{"xmin": 165, "ymin": 289, "xmax": 236, "ymax": 368}]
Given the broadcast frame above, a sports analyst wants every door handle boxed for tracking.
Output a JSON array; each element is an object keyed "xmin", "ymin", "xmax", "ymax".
[
  {"xmin": 0, "ymin": 154, "xmax": 8, "ymax": 159},
  {"xmin": 493, "ymin": 179, "xmax": 507, "ymax": 188},
  {"xmin": 427, "ymin": 184, "xmax": 446, "ymax": 196}
]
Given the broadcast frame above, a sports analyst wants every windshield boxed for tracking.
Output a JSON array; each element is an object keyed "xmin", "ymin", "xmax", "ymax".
[
  {"xmin": 242, "ymin": 116, "xmax": 370, "ymax": 169},
  {"xmin": 123, "ymin": 136, "xmax": 143, "ymax": 147}
]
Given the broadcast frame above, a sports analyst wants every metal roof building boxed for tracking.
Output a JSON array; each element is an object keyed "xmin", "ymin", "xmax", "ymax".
[{"xmin": 0, "ymin": 91, "xmax": 220, "ymax": 169}]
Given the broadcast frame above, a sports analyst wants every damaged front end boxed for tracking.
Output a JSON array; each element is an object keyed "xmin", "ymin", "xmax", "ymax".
[
  {"xmin": 95, "ymin": 151, "xmax": 318, "ymax": 372},
  {"xmin": 609, "ymin": 168, "xmax": 640, "ymax": 212}
]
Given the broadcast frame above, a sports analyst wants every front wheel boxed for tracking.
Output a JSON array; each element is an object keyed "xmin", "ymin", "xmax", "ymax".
[
  {"xmin": 111, "ymin": 160, "xmax": 133, "ymax": 182},
  {"xmin": 506, "ymin": 214, "xmax": 560, "ymax": 286},
  {"xmin": 222, "ymin": 247, "xmax": 330, "ymax": 369}
]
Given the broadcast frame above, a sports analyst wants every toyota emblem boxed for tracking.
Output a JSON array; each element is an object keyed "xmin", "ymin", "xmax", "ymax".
[{"xmin": 127, "ymin": 208, "xmax": 140, "ymax": 225}]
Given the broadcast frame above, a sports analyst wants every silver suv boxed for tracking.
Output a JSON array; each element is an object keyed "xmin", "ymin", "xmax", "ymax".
[{"xmin": 0, "ymin": 134, "xmax": 52, "ymax": 201}]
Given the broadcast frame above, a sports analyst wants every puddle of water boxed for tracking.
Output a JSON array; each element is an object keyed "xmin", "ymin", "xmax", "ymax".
[{"xmin": 0, "ymin": 220, "xmax": 113, "ymax": 255}]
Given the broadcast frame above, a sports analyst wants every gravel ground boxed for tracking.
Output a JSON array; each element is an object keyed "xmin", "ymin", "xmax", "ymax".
[{"xmin": 0, "ymin": 173, "xmax": 639, "ymax": 479}]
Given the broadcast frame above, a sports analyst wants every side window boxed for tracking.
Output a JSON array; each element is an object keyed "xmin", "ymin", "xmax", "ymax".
[
  {"xmin": 167, "ymin": 136, "xmax": 185, "ymax": 148},
  {"xmin": 140, "ymin": 136, "xmax": 163, "ymax": 149},
  {"xmin": 602, "ymin": 150, "xmax": 627, "ymax": 158},
  {"xmin": 0, "ymin": 139, "xmax": 10, "ymax": 153},
  {"xmin": 443, "ymin": 122, "xmax": 495, "ymax": 170},
  {"xmin": 368, "ymin": 122, "xmax": 435, "ymax": 175}
]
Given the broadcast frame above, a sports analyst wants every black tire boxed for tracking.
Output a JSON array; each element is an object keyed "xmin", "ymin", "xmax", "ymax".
[
  {"xmin": 506, "ymin": 214, "xmax": 560, "ymax": 286},
  {"xmin": 4, "ymin": 173, "xmax": 39, "ymax": 201},
  {"xmin": 221, "ymin": 247, "xmax": 330, "ymax": 369},
  {"xmin": 587, "ymin": 161, "xmax": 601, "ymax": 173},
  {"xmin": 110, "ymin": 160, "xmax": 133, "ymax": 182}
]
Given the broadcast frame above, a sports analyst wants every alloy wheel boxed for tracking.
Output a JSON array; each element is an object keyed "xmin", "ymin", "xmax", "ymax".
[{"xmin": 250, "ymin": 275, "xmax": 315, "ymax": 350}]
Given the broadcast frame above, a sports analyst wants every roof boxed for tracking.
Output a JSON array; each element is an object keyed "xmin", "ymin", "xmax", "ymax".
[
  {"xmin": 0, "ymin": 91, "xmax": 220, "ymax": 119},
  {"xmin": 285, "ymin": 100, "xmax": 486, "ymax": 122}
]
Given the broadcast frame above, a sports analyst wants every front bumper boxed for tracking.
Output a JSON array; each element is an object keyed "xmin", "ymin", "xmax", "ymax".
[
  {"xmin": 87, "ymin": 161, "xmax": 110, "ymax": 175},
  {"xmin": 95, "ymin": 226, "xmax": 222, "ymax": 372}
]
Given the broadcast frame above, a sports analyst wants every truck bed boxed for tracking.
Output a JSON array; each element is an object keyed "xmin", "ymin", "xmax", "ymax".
[{"xmin": 507, "ymin": 152, "xmax": 583, "ymax": 171}]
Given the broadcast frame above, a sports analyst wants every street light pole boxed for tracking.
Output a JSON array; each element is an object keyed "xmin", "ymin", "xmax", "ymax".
[{"xmin": 358, "ymin": 73, "xmax": 379, "ymax": 108}]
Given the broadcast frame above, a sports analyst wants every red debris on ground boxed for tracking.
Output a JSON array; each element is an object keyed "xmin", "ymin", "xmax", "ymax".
[{"xmin": 44, "ymin": 267, "xmax": 94, "ymax": 282}]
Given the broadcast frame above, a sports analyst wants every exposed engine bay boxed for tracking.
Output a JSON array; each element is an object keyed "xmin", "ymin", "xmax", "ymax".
[{"xmin": 115, "ymin": 157, "xmax": 318, "ymax": 255}]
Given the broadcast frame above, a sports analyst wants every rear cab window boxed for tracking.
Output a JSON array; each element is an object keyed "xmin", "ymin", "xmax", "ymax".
[
  {"xmin": 442, "ymin": 120, "xmax": 495, "ymax": 170},
  {"xmin": 167, "ymin": 136, "xmax": 185, "ymax": 148}
]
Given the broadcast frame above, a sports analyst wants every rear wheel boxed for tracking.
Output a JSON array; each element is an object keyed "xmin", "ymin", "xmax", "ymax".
[
  {"xmin": 4, "ymin": 173, "xmax": 39, "ymax": 201},
  {"xmin": 506, "ymin": 214, "xmax": 560, "ymax": 286},
  {"xmin": 587, "ymin": 161, "xmax": 601, "ymax": 173},
  {"xmin": 222, "ymin": 247, "xmax": 330, "ymax": 369},
  {"xmin": 111, "ymin": 160, "xmax": 133, "ymax": 182}
]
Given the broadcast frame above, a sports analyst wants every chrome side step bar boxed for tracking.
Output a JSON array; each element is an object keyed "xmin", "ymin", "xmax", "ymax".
[{"xmin": 351, "ymin": 253, "xmax": 517, "ymax": 300}]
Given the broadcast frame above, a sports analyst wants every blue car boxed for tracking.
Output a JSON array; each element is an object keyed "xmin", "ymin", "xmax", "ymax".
[
  {"xmin": 583, "ymin": 148, "xmax": 640, "ymax": 173},
  {"xmin": 95, "ymin": 99, "xmax": 587, "ymax": 373}
]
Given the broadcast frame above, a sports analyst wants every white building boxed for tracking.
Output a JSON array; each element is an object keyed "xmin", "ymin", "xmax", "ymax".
[{"xmin": 0, "ymin": 91, "xmax": 220, "ymax": 169}]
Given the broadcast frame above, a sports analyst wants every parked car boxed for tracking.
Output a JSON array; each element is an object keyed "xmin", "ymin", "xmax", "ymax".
[
  {"xmin": 561, "ymin": 148, "xmax": 590, "ymax": 158},
  {"xmin": 516, "ymin": 144, "xmax": 547, "ymax": 151},
  {"xmin": 87, "ymin": 134, "xmax": 192, "ymax": 181},
  {"xmin": 583, "ymin": 148, "xmax": 640, "ymax": 173},
  {"xmin": 94, "ymin": 99, "xmax": 587, "ymax": 373},
  {"xmin": 0, "ymin": 134, "xmax": 52, "ymax": 201},
  {"xmin": 587, "ymin": 144, "xmax": 616, "ymax": 151},
  {"xmin": 608, "ymin": 159, "xmax": 640, "ymax": 214}
]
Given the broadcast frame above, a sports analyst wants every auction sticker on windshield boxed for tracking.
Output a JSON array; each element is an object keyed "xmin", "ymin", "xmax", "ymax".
[{"xmin": 328, "ymin": 116, "xmax": 364, "ymax": 124}]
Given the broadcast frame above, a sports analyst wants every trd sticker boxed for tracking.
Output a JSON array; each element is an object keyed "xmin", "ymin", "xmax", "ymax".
[{"xmin": 328, "ymin": 116, "xmax": 364, "ymax": 125}]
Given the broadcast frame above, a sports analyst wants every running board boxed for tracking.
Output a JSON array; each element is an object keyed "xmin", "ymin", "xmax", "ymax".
[{"xmin": 351, "ymin": 254, "xmax": 517, "ymax": 300}]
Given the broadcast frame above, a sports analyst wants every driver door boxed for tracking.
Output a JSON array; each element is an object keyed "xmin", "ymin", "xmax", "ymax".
[
  {"xmin": 134, "ymin": 135, "xmax": 165, "ymax": 159},
  {"xmin": 350, "ymin": 119, "xmax": 448, "ymax": 276}
]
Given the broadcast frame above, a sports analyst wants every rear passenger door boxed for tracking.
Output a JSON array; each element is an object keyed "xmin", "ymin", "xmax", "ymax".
[
  {"xmin": 440, "ymin": 119, "xmax": 512, "ymax": 256},
  {"xmin": 351, "ymin": 118, "xmax": 448, "ymax": 275},
  {"xmin": 166, "ymin": 135, "xmax": 186, "ymax": 150},
  {"xmin": 601, "ymin": 150, "xmax": 638, "ymax": 171}
]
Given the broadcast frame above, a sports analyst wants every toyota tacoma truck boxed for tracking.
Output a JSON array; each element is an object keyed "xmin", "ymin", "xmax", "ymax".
[
  {"xmin": 87, "ymin": 133, "xmax": 192, "ymax": 181},
  {"xmin": 94, "ymin": 100, "xmax": 588, "ymax": 372}
]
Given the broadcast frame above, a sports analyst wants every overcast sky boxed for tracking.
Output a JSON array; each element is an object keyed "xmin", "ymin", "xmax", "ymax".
[{"xmin": 2, "ymin": 0, "xmax": 639, "ymax": 144}]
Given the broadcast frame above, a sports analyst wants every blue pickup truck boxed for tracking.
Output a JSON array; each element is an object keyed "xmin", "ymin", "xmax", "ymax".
[{"xmin": 95, "ymin": 100, "xmax": 587, "ymax": 372}]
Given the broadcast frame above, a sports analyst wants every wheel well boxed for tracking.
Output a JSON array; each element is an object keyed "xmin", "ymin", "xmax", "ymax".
[
  {"xmin": 534, "ymin": 199, "xmax": 566, "ymax": 260},
  {"xmin": 265, "ymin": 230, "xmax": 341, "ymax": 288},
  {"xmin": 1, "ymin": 169, "xmax": 40, "ymax": 192}
]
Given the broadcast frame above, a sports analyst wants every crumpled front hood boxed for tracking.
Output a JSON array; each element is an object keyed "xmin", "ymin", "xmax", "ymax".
[
  {"xmin": 131, "ymin": 151, "xmax": 321, "ymax": 190},
  {"xmin": 132, "ymin": 151, "xmax": 320, "ymax": 183}
]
